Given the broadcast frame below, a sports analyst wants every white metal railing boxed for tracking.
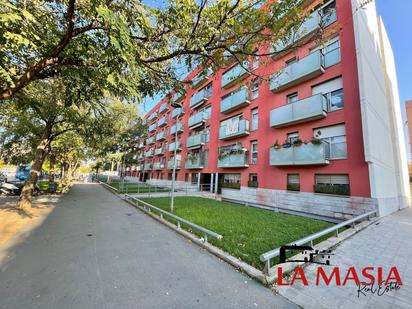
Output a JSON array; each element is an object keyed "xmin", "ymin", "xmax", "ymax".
[
  {"xmin": 124, "ymin": 195, "xmax": 223, "ymax": 242},
  {"xmin": 259, "ymin": 210, "xmax": 378, "ymax": 274}
]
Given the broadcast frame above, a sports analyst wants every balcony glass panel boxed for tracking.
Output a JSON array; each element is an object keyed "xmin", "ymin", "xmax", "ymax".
[
  {"xmin": 190, "ymin": 89, "xmax": 209, "ymax": 108},
  {"xmin": 159, "ymin": 103, "xmax": 168, "ymax": 113},
  {"xmin": 153, "ymin": 162, "xmax": 165, "ymax": 170},
  {"xmin": 157, "ymin": 117, "xmax": 166, "ymax": 127},
  {"xmin": 169, "ymin": 141, "xmax": 182, "ymax": 152},
  {"xmin": 221, "ymin": 62, "xmax": 249, "ymax": 88},
  {"xmin": 172, "ymin": 108, "xmax": 184, "ymax": 119},
  {"xmin": 185, "ymin": 155, "xmax": 205, "ymax": 169},
  {"xmin": 188, "ymin": 112, "xmax": 208, "ymax": 128},
  {"xmin": 218, "ymin": 152, "xmax": 249, "ymax": 168},
  {"xmin": 146, "ymin": 137, "xmax": 155, "ymax": 144},
  {"xmin": 220, "ymin": 87, "xmax": 250, "ymax": 114},
  {"xmin": 270, "ymin": 94, "xmax": 328, "ymax": 128},
  {"xmin": 219, "ymin": 119, "xmax": 250, "ymax": 140},
  {"xmin": 155, "ymin": 147, "xmax": 166, "ymax": 155},
  {"xmin": 144, "ymin": 163, "xmax": 153, "ymax": 170},
  {"xmin": 269, "ymin": 143, "xmax": 330, "ymax": 166},
  {"xmin": 156, "ymin": 131, "xmax": 166, "ymax": 141},
  {"xmin": 167, "ymin": 159, "xmax": 181, "ymax": 169},
  {"xmin": 186, "ymin": 134, "xmax": 207, "ymax": 148},
  {"xmin": 170, "ymin": 122, "xmax": 183, "ymax": 135},
  {"xmin": 148, "ymin": 123, "xmax": 156, "ymax": 132},
  {"xmin": 192, "ymin": 67, "xmax": 212, "ymax": 87},
  {"xmin": 270, "ymin": 50, "xmax": 324, "ymax": 92}
]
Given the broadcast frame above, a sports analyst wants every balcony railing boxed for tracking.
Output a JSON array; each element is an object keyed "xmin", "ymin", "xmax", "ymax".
[
  {"xmin": 144, "ymin": 148, "xmax": 154, "ymax": 157},
  {"xmin": 153, "ymin": 162, "xmax": 165, "ymax": 170},
  {"xmin": 169, "ymin": 141, "xmax": 182, "ymax": 152},
  {"xmin": 172, "ymin": 107, "xmax": 185, "ymax": 119},
  {"xmin": 148, "ymin": 123, "xmax": 157, "ymax": 132},
  {"xmin": 192, "ymin": 67, "xmax": 212, "ymax": 88},
  {"xmin": 218, "ymin": 151, "xmax": 249, "ymax": 168},
  {"xmin": 167, "ymin": 159, "xmax": 181, "ymax": 169},
  {"xmin": 170, "ymin": 122, "xmax": 184, "ymax": 135},
  {"xmin": 219, "ymin": 119, "xmax": 249, "ymax": 140},
  {"xmin": 190, "ymin": 88, "xmax": 210, "ymax": 109},
  {"xmin": 156, "ymin": 131, "xmax": 166, "ymax": 141},
  {"xmin": 157, "ymin": 116, "xmax": 167, "ymax": 127},
  {"xmin": 270, "ymin": 94, "xmax": 328, "ymax": 128},
  {"xmin": 137, "ymin": 142, "xmax": 145, "ymax": 149},
  {"xmin": 221, "ymin": 62, "xmax": 249, "ymax": 88},
  {"xmin": 173, "ymin": 91, "xmax": 185, "ymax": 102},
  {"xmin": 270, "ymin": 50, "xmax": 325, "ymax": 92},
  {"xmin": 144, "ymin": 162, "xmax": 153, "ymax": 170},
  {"xmin": 159, "ymin": 103, "xmax": 168, "ymax": 114},
  {"xmin": 188, "ymin": 112, "xmax": 208, "ymax": 129},
  {"xmin": 220, "ymin": 87, "xmax": 250, "ymax": 114},
  {"xmin": 155, "ymin": 147, "xmax": 166, "ymax": 156},
  {"xmin": 186, "ymin": 133, "xmax": 207, "ymax": 149},
  {"xmin": 269, "ymin": 142, "xmax": 330, "ymax": 166},
  {"xmin": 146, "ymin": 136, "xmax": 155, "ymax": 145},
  {"xmin": 148, "ymin": 112, "xmax": 157, "ymax": 121},
  {"xmin": 185, "ymin": 154, "xmax": 205, "ymax": 169}
]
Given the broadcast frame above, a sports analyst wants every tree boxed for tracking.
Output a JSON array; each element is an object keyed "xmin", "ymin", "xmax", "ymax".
[{"xmin": 1, "ymin": 0, "xmax": 311, "ymax": 101}]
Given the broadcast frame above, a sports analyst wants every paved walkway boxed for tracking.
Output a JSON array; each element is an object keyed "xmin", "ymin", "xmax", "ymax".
[
  {"xmin": 278, "ymin": 206, "xmax": 412, "ymax": 309},
  {"xmin": 0, "ymin": 184, "xmax": 296, "ymax": 309}
]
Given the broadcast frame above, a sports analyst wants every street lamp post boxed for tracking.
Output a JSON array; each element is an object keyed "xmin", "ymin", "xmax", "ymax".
[{"xmin": 170, "ymin": 101, "xmax": 183, "ymax": 213}]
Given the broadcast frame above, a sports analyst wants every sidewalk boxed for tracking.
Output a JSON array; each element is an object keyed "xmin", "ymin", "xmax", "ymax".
[
  {"xmin": 0, "ymin": 183, "xmax": 296, "ymax": 309},
  {"xmin": 278, "ymin": 207, "xmax": 412, "ymax": 309}
]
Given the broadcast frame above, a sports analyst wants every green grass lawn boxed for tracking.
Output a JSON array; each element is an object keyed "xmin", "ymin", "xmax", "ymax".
[
  {"xmin": 140, "ymin": 196, "xmax": 333, "ymax": 269},
  {"xmin": 100, "ymin": 179, "xmax": 169, "ymax": 194}
]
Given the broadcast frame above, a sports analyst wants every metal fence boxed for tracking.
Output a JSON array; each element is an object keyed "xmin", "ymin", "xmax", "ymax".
[
  {"xmin": 259, "ymin": 209, "xmax": 378, "ymax": 274},
  {"xmin": 124, "ymin": 194, "xmax": 223, "ymax": 242}
]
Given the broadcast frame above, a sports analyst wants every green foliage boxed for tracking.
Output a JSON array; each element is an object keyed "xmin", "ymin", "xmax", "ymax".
[{"xmin": 314, "ymin": 184, "xmax": 350, "ymax": 196}]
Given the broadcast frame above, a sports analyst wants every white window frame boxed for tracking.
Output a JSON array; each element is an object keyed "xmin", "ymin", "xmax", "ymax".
[
  {"xmin": 251, "ymin": 108, "xmax": 258, "ymax": 130},
  {"xmin": 250, "ymin": 141, "xmax": 258, "ymax": 164}
]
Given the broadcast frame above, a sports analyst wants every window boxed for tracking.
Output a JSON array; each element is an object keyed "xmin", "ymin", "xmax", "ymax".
[
  {"xmin": 248, "ymin": 174, "xmax": 258, "ymax": 188},
  {"xmin": 185, "ymin": 173, "xmax": 189, "ymax": 182},
  {"xmin": 287, "ymin": 132, "xmax": 299, "ymax": 144},
  {"xmin": 251, "ymin": 108, "xmax": 258, "ymax": 130},
  {"xmin": 311, "ymin": 37, "xmax": 340, "ymax": 68},
  {"xmin": 222, "ymin": 173, "xmax": 241, "ymax": 190},
  {"xmin": 287, "ymin": 174, "xmax": 300, "ymax": 191},
  {"xmin": 286, "ymin": 57, "xmax": 297, "ymax": 66},
  {"xmin": 312, "ymin": 77, "xmax": 344, "ymax": 111},
  {"xmin": 250, "ymin": 141, "xmax": 258, "ymax": 164},
  {"xmin": 314, "ymin": 124, "xmax": 347, "ymax": 159},
  {"xmin": 321, "ymin": 0, "xmax": 337, "ymax": 27},
  {"xmin": 203, "ymin": 83, "xmax": 213, "ymax": 97},
  {"xmin": 191, "ymin": 173, "xmax": 199, "ymax": 184},
  {"xmin": 287, "ymin": 92, "xmax": 299, "ymax": 104},
  {"xmin": 251, "ymin": 79, "xmax": 259, "ymax": 100},
  {"xmin": 252, "ymin": 56, "xmax": 259, "ymax": 70},
  {"xmin": 315, "ymin": 174, "xmax": 350, "ymax": 196}
]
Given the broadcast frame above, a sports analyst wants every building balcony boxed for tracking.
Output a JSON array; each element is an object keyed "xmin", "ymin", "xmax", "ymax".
[
  {"xmin": 173, "ymin": 91, "xmax": 185, "ymax": 102},
  {"xmin": 153, "ymin": 162, "xmax": 165, "ymax": 170},
  {"xmin": 157, "ymin": 116, "xmax": 167, "ymax": 127},
  {"xmin": 221, "ymin": 62, "xmax": 249, "ymax": 88},
  {"xmin": 170, "ymin": 122, "xmax": 184, "ymax": 135},
  {"xmin": 220, "ymin": 87, "xmax": 250, "ymax": 114},
  {"xmin": 191, "ymin": 67, "xmax": 213, "ymax": 88},
  {"xmin": 169, "ymin": 141, "xmax": 182, "ymax": 152},
  {"xmin": 185, "ymin": 154, "xmax": 205, "ymax": 169},
  {"xmin": 270, "ymin": 94, "xmax": 328, "ymax": 128},
  {"xmin": 167, "ymin": 158, "xmax": 181, "ymax": 169},
  {"xmin": 156, "ymin": 131, "xmax": 166, "ymax": 141},
  {"xmin": 155, "ymin": 147, "xmax": 166, "ymax": 156},
  {"xmin": 188, "ymin": 112, "xmax": 208, "ymax": 129},
  {"xmin": 159, "ymin": 103, "xmax": 168, "ymax": 114},
  {"xmin": 148, "ymin": 123, "xmax": 157, "ymax": 132},
  {"xmin": 144, "ymin": 162, "xmax": 153, "ymax": 170},
  {"xmin": 186, "ymin": 133, "xmax": 207, "ymax": 149},
  {"xmin": 137, "ymin": 142, "xmax": 145, "ymax": 149},
  {"xmin": 137, "ymin": 153, "xmax": 144, "ymax": 161},
  {"xmin": 218, "ymin": 151, "xmax": 249, "ymax": 168},
  {"xmin": 219, "ymin": 119, "xmax": 250, "ymax": 140},
  {"xmin": 172, "ymin": 107, "xmax": 185, "ymax": 119},
  {"xmin": 148, "ymin": 112, "xmax": 157, "ymax": 121},
  {"xmin": 190, "ymin": 88, "xmax": 210, "ymax": 109},
  {"xmin": 144, "ymin": 148, "xmax": 154, "ymax": 157},
  {"xmin": 270, "ymin": 50, "xmax": 325, "ymax": 92},
  {"xmin": 145, "ymin": 136, "xmax": 155, "ymax": 145},
  {"xmin": 269, "ymin": 142, "xmax": 330, "ymax": 166}
]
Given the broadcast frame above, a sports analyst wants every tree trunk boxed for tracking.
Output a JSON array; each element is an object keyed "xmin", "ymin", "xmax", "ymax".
[
  {"xmin": 48, "ymin": 151, "xmax": 56, "ymax": 192},
  {"xmin": 18, "ymin": 122, "xmax": 52, "ymax": 211},
  {"xmin": 108, "ymin": 159, "xmax": 115, "ymax": 183}
]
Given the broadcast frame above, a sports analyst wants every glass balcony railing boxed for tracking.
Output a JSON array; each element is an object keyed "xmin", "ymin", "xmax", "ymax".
[
  {"xmin": 185, "ymin": 155, "xmax": 205, "ymax": 169},
  {"xmin": 137, "ymin": 142, "xmax": 145, "ymax": 148},
  {"xmin": 148, "ymin": 112, "xmax": 157, "ymax": 121},
  {"xmin": 153, "ymin": 162, "xmax": 165, "ymax": 170},
  {"xmin": 186, "ymin": 134, "xmax": 207, "ymax": 149},
  {"xmin": 155, "ymin": 147, "xmax": 166, "ymax": 156},
  {"xmin": 190, "ymin": 89, "xmax": 209, "ymax": 109},
  {"xmin": 156, "ymin": 131, "xmax": 166, "ymax": 141},
  {"xmin": 192, "ymin": 67, "xmax": 213, "ymax": 88},
  {"xmin": 173, "ymin": 92, "xmax": 185, "ymax": 102},
  {"xmin": 146, "ymin": 136, "xmax": 155, "ymax": 144},
  {"xmin": 269, "ymin": 143, "xmax": 330, "ymax": 166},
  {"xmin": 159, "ymin": 103, "xmax": 168, "ymax": 114},
  {"xmin": 219, "ymin": 119, "xmax": 250, "ymax": 140},
  {"xmin": 157, "ymin": 116, "xmax": 167, "ymax": 127},
  {"xmin": 167, "ymin": 159, "xmax": 181, "ymax": 169},
  {"xmin": 169, "ymin": 141, "xmax": 182, "ymax": 152},
  {"xmin": 218, "ymin": 152, "xmax": 249, "ymax": 168},
  {"xmin": 188, "ymin": 112, "xmax": 208, "ymax": 128},
  {"xmin": 271, "ymin": 11, "xmax": 320, "ymax": 54},
  {"xmin": 220, "ymin": 87, "xmax": 250, "ymax": 114},
  {"xmin": 170, "ymin": 122, "xmax": 183, "ymax": 135},
  {"xmin": 148, "ymin": 123, "xmax": 157, "ymax": 132},
  {"xmin": 172, "ymin": 108, "xmax": 185, "ymax": 119},
  {"xmin": 144, "ymin": 148, "xmax": 154, "ymax": 157},
  {"xmin": 270, "ymin": 94, "xmax": 328, "ymax": 128},
  {"xmin": 144, "ymin": 162, "xmax": 153, "ymax": 170},
  {"xmin": 270, "ymin": 50, "xmax": 325, "ymax": 92},
  {"xmin": 221, "ymin": 62, "xmax": 249, "ymax": 88}
]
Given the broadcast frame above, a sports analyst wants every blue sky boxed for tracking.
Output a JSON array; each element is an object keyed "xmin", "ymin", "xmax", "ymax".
[{"xmin": 140, "ymin": 1, "xmax": 412, "ymax": 115}]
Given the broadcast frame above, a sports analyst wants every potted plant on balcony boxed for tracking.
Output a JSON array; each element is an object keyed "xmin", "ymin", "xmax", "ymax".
[
  {"xmin": 293, "ymin": 138, "xmax": 303, "ymax": 147},
  {"xmin": 282, "ymin": 140, "xmax": 291, "ymax": 148},
  {"xmin": 310, "ymin": 137, "xmax": 322, "ymax": 145},
  {"xmin": 273, "ymin": 139, "xmax": 281, "ymax": 149},
  {"xmin": 186, "ymin": 152, "xmax": 196, "ymax": 163},
  {"xmin": 218, "ymin": 149, "xmax": 229, "ymax": 160}
]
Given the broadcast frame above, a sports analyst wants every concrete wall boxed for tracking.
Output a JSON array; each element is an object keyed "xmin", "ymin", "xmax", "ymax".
[{"xmin": 352, "ymin": 0, "xmax": 410, "ymax": 216}]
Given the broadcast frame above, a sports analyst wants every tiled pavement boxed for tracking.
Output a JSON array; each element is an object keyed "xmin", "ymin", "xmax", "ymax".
[{"xmin": 278, "ymin": 207, "xmax": 412, "ymax": 309}]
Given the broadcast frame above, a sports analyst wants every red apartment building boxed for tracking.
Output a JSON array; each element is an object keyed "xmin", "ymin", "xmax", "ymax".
[{"xmin": 126, "ymin": 0, "xmax": 410, "ymax": 220}]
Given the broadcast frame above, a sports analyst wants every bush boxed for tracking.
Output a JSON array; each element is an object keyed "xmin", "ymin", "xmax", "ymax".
[
  {"xmin": 247, "ymin": 180, "xmax": 258, "ymax": 188},
  {"xmin": 287, "ymin": 183, "xmax": 300, "ymax": 191},
  {"xmin": 314, "ymin": 184, "xmax": 350, "ymax": 196},
  {"xmin": 221, "ymin": 182, "xmax": 240, "ymax": 190}
]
